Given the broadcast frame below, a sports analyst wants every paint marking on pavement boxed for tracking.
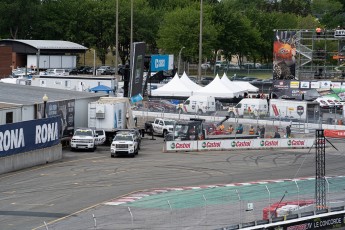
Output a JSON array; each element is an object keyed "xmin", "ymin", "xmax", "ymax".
[{"xmin": 104, "ymin": 176, "xmax": 344, "ymax": 206}]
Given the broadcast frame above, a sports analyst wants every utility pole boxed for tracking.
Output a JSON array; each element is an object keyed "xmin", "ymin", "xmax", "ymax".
[{"xmin": 198, "ymin": 0, "xmax": 203, "ymax": 82}]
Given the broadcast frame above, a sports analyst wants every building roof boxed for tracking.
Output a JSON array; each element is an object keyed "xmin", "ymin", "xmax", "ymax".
[
  {"xmin": 0, "ymin": 39, "xmax": 88, "ymax": 54},
  {"xmin": 0, "ymin": 102, "xmax": 22, "ymax": 109},
  {"xmin": 0, "ymin": 83, "xmax": 107, "ymax": 105}
]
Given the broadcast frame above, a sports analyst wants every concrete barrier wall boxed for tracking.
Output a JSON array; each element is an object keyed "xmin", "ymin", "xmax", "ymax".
[{"xmin": 0, "ymin": 144, "xmax": 62, "ymax": 174}]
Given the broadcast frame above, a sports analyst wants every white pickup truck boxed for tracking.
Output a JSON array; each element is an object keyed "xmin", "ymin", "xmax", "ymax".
[
  {"xmin": 70, "ymin": 128, "xmax": 97, "ymax": 151},
  {"xmin": 145, "ymin": 118, "xmax": 175, "ymax": 137},
  {"xmin": 111, "ymin": 132, "xmax": 139, "ymax": 158}
]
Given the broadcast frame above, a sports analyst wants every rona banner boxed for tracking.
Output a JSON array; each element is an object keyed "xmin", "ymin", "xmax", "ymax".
[{"xmin": 0, "ymin": 117, "xmax": 61, "ymax": 157}]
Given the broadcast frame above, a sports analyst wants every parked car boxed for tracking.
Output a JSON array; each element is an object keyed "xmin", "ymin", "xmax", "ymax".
[
  {"xmin": 314, "ymin": 98, "xmax": 331, "ymax": 109},
  {"xmin": 77, "ymin": 66, "xmax": 93, "ymax": 74},
  {"xmin": 146, "ymin": 100, "xmax": 176, "ymax": 112},
  {"xmin": 242, "ymin": 77, "xmax": 258, "ymax": 81},
  {"xmin": 224, "ymin": 64, "xmax": 240, "ymax": 70},
  {"xmin": 200, "ymin": 77, "xmax": 214, "ymax": 85},
  {"xmin": 96, "ymin": 66, "xmax": 111, "ymax": 74},
  {"xmin": 68, "ymin": 68, "xmax": 79, "ymax": 75},
  {"xmin": 241, "ymin": 63, "xmax": 262, "ymax": 69},
  {"xmin": 201, "ymin": 62, "xmax": 211, "ymax": 70},
  {"xmin": 102, "ymin": 67, "xmax": 116, "ymax": 75},
  {"xmin": 230, "ymin": 75, "xmax": 246, "ymax": 81}
]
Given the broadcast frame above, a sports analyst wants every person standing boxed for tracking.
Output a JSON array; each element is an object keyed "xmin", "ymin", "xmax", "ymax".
[
  {"xmin": 286, "ymin": 125, "xmax": 291, "ymax": 138},
  {"xmin": 228, "ymin": 125, "xmax": 234, "ymax": 134},
  {"xmin": 249, "ymin": 126, "xmax": 255, "ymax": 135},
  {"xmin": 316, "ymin": 27, "xmax": 322, "ymax": 38},
  {"xmin": 260, "ymin": 126, "xmax": 265, "ymax": 138},
  {"xmin": 236, "ymin": 124, "xmax": 243, "ymax": 134}
]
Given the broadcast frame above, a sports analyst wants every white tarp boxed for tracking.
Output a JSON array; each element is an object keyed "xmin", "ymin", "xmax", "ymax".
[
  {"xmin": 180, "ymin": 71, "xmax": 202, "ymax": 91},
  {"xmin": 194, "ymin": 75, "xmax": 239, "ymax": 98},
  {"xmin": 220, "ymin": 73, "xmax": 246, "ymax": 96},
  {"xmin": 151, "ymin": 73, "xmax": 193, "ymax": 97},
  {"xmin": 233, "ymin": 80, "xmax": 259, "ymax": 92}
]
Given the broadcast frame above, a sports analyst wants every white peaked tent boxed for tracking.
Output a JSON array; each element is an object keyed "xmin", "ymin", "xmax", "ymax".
[
  {"xmin": 180, "ymin": 71, "xmax": 202, "ymax": 91},
  {"xmin": 151, "ymin": 73, "xmax": 193, "ymax": 97},
  {"xmin": 233, "ymin": 80, "xmax": 259, "ymax": 92},
  {"xmin": 220, "ymin": 73, "xmax": 246, "ymax": 96},
  {"xmin": 194, "ymin": 75, "xmax": 240, "ymax": 98}
]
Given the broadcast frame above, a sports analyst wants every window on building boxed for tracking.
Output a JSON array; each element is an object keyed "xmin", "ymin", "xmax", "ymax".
[{"xmin": 6, "ymin": 112, "xmax": 13, "ymax": 124}]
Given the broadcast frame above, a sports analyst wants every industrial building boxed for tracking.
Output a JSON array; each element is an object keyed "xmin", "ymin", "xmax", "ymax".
[
  {"xmin": 0, "ymin": 39, "xmax": 87, "ymax": 78},
  {"xmin": 0, "ymin": 83, "xmax": 107, "ymax": 135}
]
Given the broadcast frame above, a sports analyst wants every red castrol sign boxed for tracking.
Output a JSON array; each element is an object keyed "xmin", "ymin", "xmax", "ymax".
[
  {"xmin": 167, "ymin": 141, "xmax": 196, "ymax": 151},
  {"xmin": 201, "ymin": 141, "xmax": 221, "ymax": 148},
  {"xmin": 260, "ymin": 140, "xmax": 279, "ymax": 147},
  {"xmin": 231, "ymin": 140, "xmax": 252, "ymax": 148},
  {"xmin": 287, "ymin": 140, "xmax": 305, "ymax": 147}
]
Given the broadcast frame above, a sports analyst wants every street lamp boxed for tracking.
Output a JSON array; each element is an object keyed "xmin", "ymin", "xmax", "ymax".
[
  {"xmin": 178, "ymin": 46, "xmax": 185, "ymax": 76},
  {"xmin": 42, "ymin": 94, "xmax": 48, "ymax": 119}
]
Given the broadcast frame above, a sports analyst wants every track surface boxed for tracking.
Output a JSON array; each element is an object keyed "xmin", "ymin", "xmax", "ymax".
[{"xmin": 0, "ymin": 137, "xmax": 344, "ymax": 230}]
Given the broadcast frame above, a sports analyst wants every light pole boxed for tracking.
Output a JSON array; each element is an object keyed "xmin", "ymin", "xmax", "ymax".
[
  {"xmin": 178, "ymin": 46, "xmax": 185, "ymax": 76},
  {"xmin": 42, "ymin": 94, "xmax": 48, "ymax": 119},
  {"xmin": 93, "ymin": 49, "xmax": 96, "ymax": 76},
  {"xmin": 115, "ymin": 0, "xmax": 119, "ymax": 75}
]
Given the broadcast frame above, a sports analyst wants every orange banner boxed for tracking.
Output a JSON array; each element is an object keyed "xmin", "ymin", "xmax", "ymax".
[{"xmin": 324, "ymin": 129, "xmax": 345, "ymax": 138}]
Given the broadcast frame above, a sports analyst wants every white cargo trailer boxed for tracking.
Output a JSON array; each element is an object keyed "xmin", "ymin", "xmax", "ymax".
[
  {"xmin": 269, "ymin": 99, "xmax": 320, "ymax": 122},
  {"xmin": 88, "ymin": 97, "xmax": 135, "ymax": 143},
  {"xmin": 27, "ymin": 55, "xmax": 77, "ymax": 69}
]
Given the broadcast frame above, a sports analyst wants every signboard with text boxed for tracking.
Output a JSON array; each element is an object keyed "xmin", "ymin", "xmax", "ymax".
[{"xmin": 0, "ymin": 117, "xmax": 61, "ymax": 157}]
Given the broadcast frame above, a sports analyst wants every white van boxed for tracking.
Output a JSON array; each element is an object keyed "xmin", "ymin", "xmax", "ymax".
[
  {"xmin": 228, "ymin": 98, "xmax": 268, "ymax": 118},
  {"xmin": 177, "ymin": 95, "xmax": 215, "ymax": 115}
]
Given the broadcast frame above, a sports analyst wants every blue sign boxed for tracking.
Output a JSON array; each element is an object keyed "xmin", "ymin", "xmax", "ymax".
[
  {"xmin": 131, "ymin": 94, "xmax": 143, "ymax": 103},
  {"xmin": 150, "ymin": 55, "xmax": 170, "ymax": 72},
  {"xmin": 0, "ymin": 117, "xmax": 61, "ymax": 157}
]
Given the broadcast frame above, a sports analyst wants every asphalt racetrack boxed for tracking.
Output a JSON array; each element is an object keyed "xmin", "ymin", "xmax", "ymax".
[{"xmin": 0, "ymin": 136, "xmax": 344, "ymax": 230}]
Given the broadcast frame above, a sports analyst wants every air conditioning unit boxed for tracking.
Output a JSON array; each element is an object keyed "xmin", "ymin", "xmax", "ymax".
[{"xmin": 95, "ymin": 104, "xmax": 105, "ymax": 119}]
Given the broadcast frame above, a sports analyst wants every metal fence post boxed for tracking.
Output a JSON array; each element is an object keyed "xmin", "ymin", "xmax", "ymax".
[
  {"xmin": 92, "ymin": 214, "xmax": 97, "ymax": 229},
  {"xmin": 128, "ymin": 207, "xmax": 134, "ymax": 227},
  {"xmin": 325, "ymin": 177, "xmax": 330, "ymax": 209},
  {"xmin": 294, "ymin": 180, "xmax": 300, "ymax": 216},
  {"xmin": 236, "ymin": 189, "xmax": 242, "ymax": 227},
  {"xmin": 265, "ymin": 185, "xmax": 271, "ymax": 223}
]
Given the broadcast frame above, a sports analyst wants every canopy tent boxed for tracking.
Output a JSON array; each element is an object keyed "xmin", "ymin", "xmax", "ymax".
[
  {"xmin": 232, "ymin": 80, "xmax": 259, "ymax": 92},
  {"xmin": 220, "ymin": 73, "xmax": 246, "ymax": 96},
  {"xmin": 180, "ymin": 71, "xmax": 202, "ymax": 91},
  {"xmin": 90, "ymin": 85, "xmax": 113, "ymax": 93},
  {"xmin": 151, "ymin": 73, "xmax": 193, "ymax": 97},
  {"xmin": 194, "ymin": 75, "xmax": 240, "ymax": 98}
]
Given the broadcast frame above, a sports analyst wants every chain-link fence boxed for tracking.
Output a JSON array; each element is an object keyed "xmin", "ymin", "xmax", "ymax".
[{"xmin": 45, "ymin": 177, "xmax": 345, "ymax": 230}]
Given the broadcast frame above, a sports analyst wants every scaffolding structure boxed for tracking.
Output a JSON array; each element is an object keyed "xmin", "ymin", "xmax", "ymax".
[
  {"xmin": 295, "ymin": 29, "xmax": 345, "ymax": 80},
  {"xmin": 315, "ymin": 129, "xmax": 326, "ymax": 210}
]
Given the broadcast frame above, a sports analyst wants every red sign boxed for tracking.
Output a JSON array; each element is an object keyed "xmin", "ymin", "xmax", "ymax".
[{"xmin": 324, "ymin": 129, "xmax": 345, "ymax": 138}]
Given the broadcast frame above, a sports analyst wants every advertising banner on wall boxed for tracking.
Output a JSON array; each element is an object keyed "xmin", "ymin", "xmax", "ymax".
[
  {"xmin": 0, "ymin": 117, "xmax": 61, "ymax": 157},
  {"xmin": 273, "ymin": 30, "xmax": 297, "ymax": 80},
  {"xmin": 37, "ymin": 100, "xmax": 75, "ymax": 137},
  {"xmin": 166, "ymin": 141, "xmax": 197, "ymax": 151},
  {"xmin": 130, "ymin": 42, "xmax": 146, "ymax": 98}
]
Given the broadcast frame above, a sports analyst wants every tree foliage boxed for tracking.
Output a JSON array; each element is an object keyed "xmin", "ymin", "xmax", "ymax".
[{"xmin": 0, "ymin": 0, "xmax": 342, "ymax": 66}]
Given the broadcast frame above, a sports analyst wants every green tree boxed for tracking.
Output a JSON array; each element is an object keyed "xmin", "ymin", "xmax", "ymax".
[
  {"xmin": 0, "ymin": 0, "xmax": 41, "ymax": 39},
  {"xmin": 156, "ymin": 2, "xmax": 218, "ymax": 63}
]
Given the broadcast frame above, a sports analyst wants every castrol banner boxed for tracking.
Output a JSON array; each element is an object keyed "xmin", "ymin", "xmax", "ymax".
[
  {"xmin": 280, "ymin": 139, "xmax": 314, "ymax": 148},
  {"xmin": 166, "ymin": 141, "xmax": 197, "ymax": 151},
  {"xmin": 198, "ymin": 140, "xmax": 225, "ymax": 150},
  {"xmin": 324, "ymin": 129, "xmax": 345, "ymax": 138},
  {"xmin": 165, "ymin": 138, "xmax": 314, "ymax": 152},
  {"xmin": 253, "ymin": 139, "xmax": 280, "ymax": 148},
  {"xmin": 228, "ymin": 139, "xmax": 254, "ymax": 149}
]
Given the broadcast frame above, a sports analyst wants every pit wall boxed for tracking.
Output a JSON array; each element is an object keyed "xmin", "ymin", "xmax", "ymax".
[
  {"xmin": 0, "ymin": 144, "xmax": 62, "ymax": 174},
  {"xmin": 164, "ymin": 138, "xmax": 314, "ymax": 152}
]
